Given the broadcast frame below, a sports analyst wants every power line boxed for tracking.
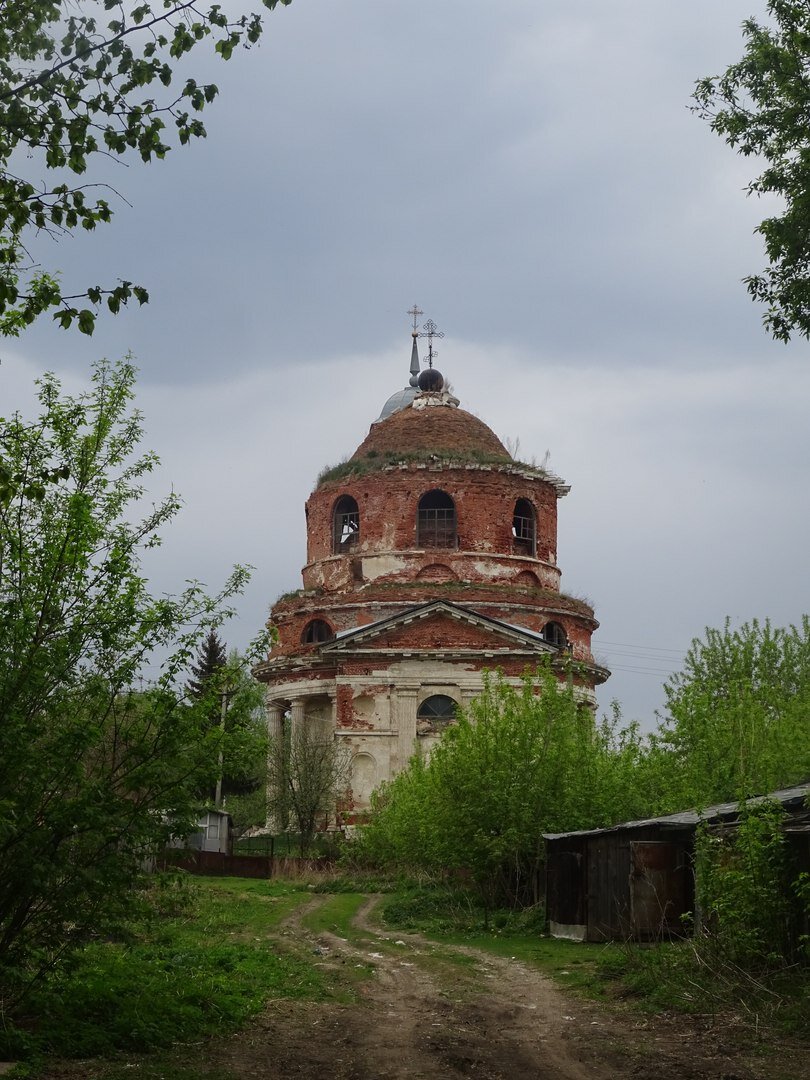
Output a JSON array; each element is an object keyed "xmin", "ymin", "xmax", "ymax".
[
  {"xmin": 598, "ymin": 638, "xmax": 685, "ymax": 656},
  {"xmin": 605, "ymin": 663, "xmax": 677, "ymax": 677}
]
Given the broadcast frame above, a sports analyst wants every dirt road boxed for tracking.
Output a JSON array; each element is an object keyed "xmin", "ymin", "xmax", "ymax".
[
  {"xmin": 206, "ymin": 895, "xmax": 806, "ymax": 1080},
  {"xmin": 35, "ymin": 892, "xmax": 807, "ymax": 1080}
]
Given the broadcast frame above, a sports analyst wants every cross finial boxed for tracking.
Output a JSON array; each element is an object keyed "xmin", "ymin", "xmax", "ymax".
[
  {"xmin": 417, "ymin": 317, "xmax": 445, "ymax": 369},
  {"xmin": 407, "ymin": 304, "xmax": 423, "ymax": 336}
]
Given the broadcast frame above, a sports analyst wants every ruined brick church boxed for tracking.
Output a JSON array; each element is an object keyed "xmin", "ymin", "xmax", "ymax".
[{"xmin": 254, "ymin": 315, "xmax": 609, "ymax": 813}]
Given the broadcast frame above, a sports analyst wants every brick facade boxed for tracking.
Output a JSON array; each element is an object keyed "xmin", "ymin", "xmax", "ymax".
[{"xmin": 255, "ymin": 378, "xmax": 609, "ymax": 815}]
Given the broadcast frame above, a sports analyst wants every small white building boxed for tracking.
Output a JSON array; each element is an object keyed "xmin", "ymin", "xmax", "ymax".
[{"xmin": 171, "ymin": 809, "xmax": 233, "ymax": 854}]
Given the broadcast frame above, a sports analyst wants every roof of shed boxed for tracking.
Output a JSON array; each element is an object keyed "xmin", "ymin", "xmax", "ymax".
[{"xmin": 543, "ymin": 782, "xmax": 810, "ymax": 841}]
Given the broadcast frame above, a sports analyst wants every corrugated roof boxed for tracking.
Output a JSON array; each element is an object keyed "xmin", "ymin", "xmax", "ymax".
[{"xmin": 543, "ymin": 782, "xmax": 810, "ymax": 840}]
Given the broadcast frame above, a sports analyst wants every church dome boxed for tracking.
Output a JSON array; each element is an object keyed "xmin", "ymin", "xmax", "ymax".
[
  {"xmin": 376, "ymin": 386, "xmax": 417, "ymax": 421},
  {"xmin": 351, "ymin": 400, "xmax": 512, "ymax": 464}
]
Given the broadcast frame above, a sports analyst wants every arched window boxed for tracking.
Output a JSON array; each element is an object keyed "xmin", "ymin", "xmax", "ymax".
[
  {"xmin": 543, "ymin": 621, "xmax": 567, "ymax": 648},
  {"xmin": 512, "ymin": 498, "xmax": 536, "ymax": 556},
  {"xmin": 333, "ymin": 495, "xmax": 360, "ymax": 553},
  {"xmin": 417, "ymin": 694, "xmax": 457, "ymax": 731},
  {"xmin": 302, "ymin": 618, "xmax": 334, "ymax": 644},
  {"xmin": 417, "ymin": 490, "xmax": 456, "ymax": 548}
]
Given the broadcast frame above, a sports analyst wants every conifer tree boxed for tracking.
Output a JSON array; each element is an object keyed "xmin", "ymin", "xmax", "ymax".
[{"xmin": 187, "ymin": 629, "xmax": 228, "ymax": 702}]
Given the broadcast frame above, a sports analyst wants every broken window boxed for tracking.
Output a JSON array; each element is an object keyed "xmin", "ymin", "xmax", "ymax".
[
  {"xmin": 417, "ymin": 489, "xmax": 456, "ymax": 548},
  {"xmin": 512, "ymin": 498, "xmax": 536, "ymax": 556},
  {"xmin": 417, "ymin": 694, "xmax": 458, "ymax": 733},
  {"xmin": 543, "ymin": 621, "xmax": 567, "ymax": 648},
  {"xmin": 302, "ymin": 619, "xmax": 334, "ymax": 644},
  {"xmin": 333, "ymin": 495, "xmax": 360, "ymax": 553}
]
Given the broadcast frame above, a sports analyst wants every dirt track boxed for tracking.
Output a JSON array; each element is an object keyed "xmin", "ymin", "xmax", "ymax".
[
  {"xmin": 36, "ymin": 893, "xmax": 809, "ymax": 1079},
  {"xmin": 206, "ymin": 895, "xmax": 808, "ymax": 1080}
]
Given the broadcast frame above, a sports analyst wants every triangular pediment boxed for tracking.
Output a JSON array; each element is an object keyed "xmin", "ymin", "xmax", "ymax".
[{"xmin": 320, "ymin": 601, "xmax": 557, "ymax": 657}]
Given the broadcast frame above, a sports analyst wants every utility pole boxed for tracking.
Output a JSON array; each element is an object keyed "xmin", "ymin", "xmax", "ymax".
[{"xmin": 214, "ymin": 689, "xmax": 229, "ymax": 809}]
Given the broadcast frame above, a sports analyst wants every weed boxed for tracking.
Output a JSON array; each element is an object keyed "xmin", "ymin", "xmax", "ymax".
[
  {"xmin": 0, "ymin": 879, "xmax": 321, "ymax": 1063},
  {"xmin": 301, "ymin": 892, "xmax": 367, "ymax": 938},
  {"xmin": 315, "ymin": 449, "xmax": 556, "ymax": 489}
]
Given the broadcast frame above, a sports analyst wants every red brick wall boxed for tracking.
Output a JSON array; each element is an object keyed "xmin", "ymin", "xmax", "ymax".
[
  {"xmin": 306, "ymin": 466, "xmax": 559, "ymax": 565},
  {"xmin": 259, "ymin": 402, "xmax": 606, "ymax": 693}
]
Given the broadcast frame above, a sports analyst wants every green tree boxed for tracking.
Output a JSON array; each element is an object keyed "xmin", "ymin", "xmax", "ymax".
[
  {"xmin": 660, "ymin": 617, "xmax": 810, "ymax": 805},
  {"xmin": 695, "ymin": 801, "xmax": 802, "ymax": 967},
  {"xmin": 0, "ymin": 0, "xmax": 291, "ymax": 337},
  {"xmin": 266, "ymin": 720, "xmax": 350, "ymax": 857},
  {"xmin": 694, "ymin": 2, "xmax": 810, "ymax": 341},
  {"xmin": 215, "ymin": 650, "xmax": 268, "ymax": 808},
  {"xmin": 188, "ymin": 629, "xmax": 228, "ymax": 701},
  {"xmin": 0, "ymin": 357, "xmax": 255, "ymax": 1000},
  {"xmin": 361, "ymin": 667, "xmax": 657, "ymax": 912},
  {"xmin": 184, "ymin": 640, "xmax": 268, "ymax": 809}
]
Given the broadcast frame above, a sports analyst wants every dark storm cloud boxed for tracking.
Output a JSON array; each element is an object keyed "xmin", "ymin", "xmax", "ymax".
[{"xmin": 5, "ymin": 0, "xmax": 806, "ymax": 726}]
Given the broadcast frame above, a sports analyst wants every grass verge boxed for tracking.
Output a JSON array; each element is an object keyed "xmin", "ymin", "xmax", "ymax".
[
  {"xmin": 0, "ymin": 875, "xmax": 328, "ymax": 1068},
  {"xmin": 377, "ymin": 882, "xmax": 620, "ymax": 999}
]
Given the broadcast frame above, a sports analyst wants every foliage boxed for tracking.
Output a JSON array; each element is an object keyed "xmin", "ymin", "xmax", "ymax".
[
  {"xmin": 597, "ymin": 938, "xmax": 810, "ymax": 1033},
  {"xmin": 266, "ymin": 720, "xmax": 351, "ymax": 857},
  {"xmin": 602, "ymin": 802, "xmax": 810, "ymax": 1031},
  {"xmin": 226, "ymin": 785, "xmax": 268, "ymax": 835},
  {"xmin": 381, "ymin": 880, "xmax": 520, "ymax": 938},
  {"xmin": 187, "ymin": 628, "xmax": 227, "ymax": 700},
  {"xmin": 693, "ymin": 1, "xmax": 810, "ymax": 341},
  {"xmin": 659, "ymin": 617, "xmax": 810, "ymax": 805},
  {"xmin": 196, "ymin": 647, "xmax": 268, "ymax": 807},
  {"xmin": 695, "ymin": 801, "xmax": 806, "ymax": 968},
  {"xmin": 0, "ymin": 0, "xmax": 291, "ymax": 337},
  {"xmin": 0, "ymin": 876, "xmax": 324, "ymax": 1063},
  {"xmin": 0, "ymin": 358, "xmax": 256, "ymax": 1001},
  {"xmin": 358, "ymin": 667, "xmax": 657, "ymax": 911}
]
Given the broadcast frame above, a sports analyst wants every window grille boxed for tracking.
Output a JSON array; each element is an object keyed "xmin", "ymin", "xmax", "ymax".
[
  {"xmin": 417, "ymin": 490, "xmax": 457, "ymax": 548},
  {"xmin": 512, "ymin": 499, "xmax": 536, "ymax": 556},
  {"xmin": 543, "ymin": 621, "xmax": 567, "ymax": 648},
  {"xmin": 417, "ymin": 694, "xmax": 458, "ymax": 731}
]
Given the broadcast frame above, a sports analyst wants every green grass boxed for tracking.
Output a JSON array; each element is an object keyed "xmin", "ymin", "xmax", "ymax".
[
  {"xmin": 7, "ymin": 874, "xmax": 806, "ymax": 1080},
  {"xmin": 378, "ymin": 881, "xmax": 810, "ymax": 1028},
  {"xmin": 596, "ymin": 940, "xmax": 810, "ymax": 1032},
  {"xmin": 0, "ymin": 877, "xmax": 323, "ymax": 1065},
  {"xmin": 378, "ymin": 882, "xmax": 626, "ymax": 1000},
  {"xmin": 300, "ymin": 891, "xmax": 367, "ymax": 938}
]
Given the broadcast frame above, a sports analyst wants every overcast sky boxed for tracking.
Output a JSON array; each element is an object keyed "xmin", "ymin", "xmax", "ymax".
[{"xmin": 2, "ymin": 0, "xmax": 808, "ymax": 728}]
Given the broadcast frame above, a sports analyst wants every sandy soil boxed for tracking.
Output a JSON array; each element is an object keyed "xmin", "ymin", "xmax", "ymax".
[{"xmin": 206, "ymin": 895, "xmax": 808, "ymax": 1080}]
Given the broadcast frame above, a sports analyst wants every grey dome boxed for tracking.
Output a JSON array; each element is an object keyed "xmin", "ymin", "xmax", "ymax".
[{"xmin": 375, "ymin": 386, "xmax": 417, "ymax": 423}]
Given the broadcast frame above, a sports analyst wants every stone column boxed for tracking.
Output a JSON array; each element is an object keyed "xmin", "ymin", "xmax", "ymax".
[
  {"xmin": 266, "ymin": 699, "xmax": 285, "ymax": 833},
  {"xmin": 460, "ymin": 688, "xmax": 479, "ymax": 713},
  {"xmin": 265, "ymin": 702, "xmax": 286, "ymax": 834},
  {"xmin": 393, "ymin": 689, "xmax": 418, "ymax": 772},
  {"xmin": 290, "ymin": 698, "xmax": 307, "ymax": 745},
  {"xmin": 267, "ymin": 702, "xmax": 284, "ymax": 742}
]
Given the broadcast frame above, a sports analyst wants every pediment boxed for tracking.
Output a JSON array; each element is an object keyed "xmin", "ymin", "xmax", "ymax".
[{"xmin": 320, "ymin": 601, "xmax": 556, "ymax": 657}]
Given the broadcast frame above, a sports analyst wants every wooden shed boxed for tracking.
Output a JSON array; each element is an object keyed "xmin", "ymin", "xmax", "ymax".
[{"xmin": 544, "ymin": 783, "xmax": 810, "ymax": 943}]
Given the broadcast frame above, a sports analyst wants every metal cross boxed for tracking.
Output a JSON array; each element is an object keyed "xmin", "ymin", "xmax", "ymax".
[
  {"xmin": 407, "ymin": 305, "xmax": 423, "ymax": 334},
  {"xmin": 417, "ymin": 318, "xmax": 444, "ymax": 369}
]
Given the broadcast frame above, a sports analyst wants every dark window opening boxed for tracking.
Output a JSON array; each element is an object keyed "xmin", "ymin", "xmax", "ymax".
[
  {"xmin": 302, "ymin": 619, "xmax": 334, "ymax": 644},
  {"xmin": 543, "ymin": 621, "xmax": 567, "ymax": 648},
  {"xmin": 417, "ymin": 694, "xmax": 458, "ymax": 733},
  {"xmin": 512, "ymin": 498, "xmax": 536, "ymax": 556},
  {"xmin": 417, "ymin": 490, "xmax": 456, "ymax": 548},
  {"xmin": 333, "ymin": 495, "xmax": 360, "ymax": 554}
]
